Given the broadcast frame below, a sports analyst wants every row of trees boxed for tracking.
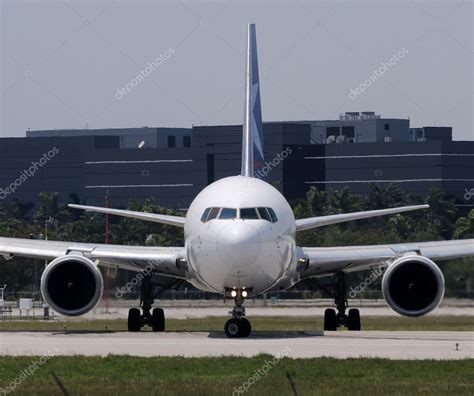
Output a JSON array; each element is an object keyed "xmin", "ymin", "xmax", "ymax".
[
  {"xmin": 293, "ymin": 184, "xmax": 473, "ymax": 246},
  {"xmin": 291, "ymin": 185, "xmax": 474, "ymax": 297},
  {"xmin": 0, "ymin": 184, "xmax": 473, "ymax": 296},
  {"xmin": 0, "ymin": 192, "xmax": 183, "ymax": 246}
]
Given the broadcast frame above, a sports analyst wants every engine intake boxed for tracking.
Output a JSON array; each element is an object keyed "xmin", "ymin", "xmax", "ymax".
[
  {"xmin": 381, "ymin": 255, "xmax": 444, "ymax": 317},
  {"xmin": 41, "ymin": 255, "xmax": 103, "ymax": 316}
]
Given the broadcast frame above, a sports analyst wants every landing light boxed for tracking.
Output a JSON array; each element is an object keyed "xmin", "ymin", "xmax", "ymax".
[
  {"xmin": 230, "ymin": 290, "xmax": 237, "ymax": 298},
  {"xmin": 241, "ymin": 290, "xmax": 248, "ymax": 298}
]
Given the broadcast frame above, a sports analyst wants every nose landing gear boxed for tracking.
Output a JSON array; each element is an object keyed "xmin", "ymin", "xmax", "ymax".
[{"xmin": 224, "ymin": 289, "xmax": 251, "ymax": 338}]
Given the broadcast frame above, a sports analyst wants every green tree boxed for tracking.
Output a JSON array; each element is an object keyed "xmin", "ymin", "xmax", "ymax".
[
  {"xmin": 366, "ymin": 183, "xmax": 406, "ymax": 209},
  {"xmin": 454, "ymin": 209, "xmax": 474, "ymax": 239},
  {"xmin": 35, "ymin": 192, "xmax": 72, "ymax": 223},
  {"xmin": 419, "ymin": 189, "xmax": 457, "ymax": 238},
  {"xmin": 327, "ymin": 187, "xmax": 364, "ymax": 214}
]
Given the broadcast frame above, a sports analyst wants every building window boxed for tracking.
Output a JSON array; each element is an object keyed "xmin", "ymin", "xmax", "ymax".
[
  {"xmin": 94, "ymin": 136, "xmax": 120, "ymax": 149},
  {"xmin": 384, "ymin": 123, "xmax": 390, "ymax": 131},
  {"xmin": 183, "ymin": 136, "xmax": 191, "ymax": 147},
  {"xmin": 207, "ymin": 154, "xmax": 214, "ymax": 184},
  {"xmin": 326, "ymin": 126, "xmax": 340, "ymax": 138},
  {"xmin": 168, "ymin": 136, "xmax": 176, "ymax": 147},
  {"xmin": 341, "ymin": 126, "xmax": 355, "ymax": 138}
]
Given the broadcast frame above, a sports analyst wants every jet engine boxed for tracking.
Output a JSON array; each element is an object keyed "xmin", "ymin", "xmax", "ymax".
[
  {"xmin": 381, "ymin": 255, "xmax": 444, "ymax": 317},
  {"xmin": 40, "ymin": 255, "xmax": 103, "ymax": 316}
]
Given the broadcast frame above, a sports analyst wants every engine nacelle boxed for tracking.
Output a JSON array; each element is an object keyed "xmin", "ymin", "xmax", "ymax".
[
  {"xmin": 381, "ymin": 255, "xmax": 444, "ymax": 317},
  {"xmin": 41, "ymin": 255, "xmax": 103, "ymax": 316}
]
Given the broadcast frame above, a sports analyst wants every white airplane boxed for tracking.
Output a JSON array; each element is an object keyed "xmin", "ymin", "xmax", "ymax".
[{"xmin": 1, "ymin": 24, "xmax": 473, "ymax": 338}]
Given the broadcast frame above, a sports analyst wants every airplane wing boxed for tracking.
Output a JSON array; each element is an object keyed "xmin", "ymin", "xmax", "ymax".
[
  {"xmin": 295, "ymin": 204, "xmax": 429, "ymax": 232},
  {"xmin": 299, "ymin": 238, "xmax": 474, "ymax": 278},
  {"xmin": 68, "ymin": 204, "xmax": 185, "ymax": 227},
  {"xmin": 0, "ymin": 237, "xmax": 186, "ymax": 278}
]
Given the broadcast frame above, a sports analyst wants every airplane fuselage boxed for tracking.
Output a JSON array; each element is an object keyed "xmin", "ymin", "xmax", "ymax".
[{"xmin": 184, "ymin": 175, "xmax": 299, "ymax": 295}]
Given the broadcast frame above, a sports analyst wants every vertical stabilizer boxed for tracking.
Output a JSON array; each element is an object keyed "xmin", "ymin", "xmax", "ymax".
[{"xmin": 241, "ymin": 23, "xmax": 263, "ymax": 177}]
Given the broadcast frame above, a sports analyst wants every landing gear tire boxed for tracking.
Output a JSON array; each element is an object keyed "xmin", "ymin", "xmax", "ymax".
[
  {"xmin": 239, "ymin": 318, "xmax": 252, "ymax": 338},
  {"xmin": 128, "ymin": 308, "xmax": 141, "ymax": 332},
  {"xmin": 324, "ymin": 308, "xmax": 337, "ymax": 331},
  {"xmin": 225, "ymin": 318, "xmax": 242, "ymax": 338},
  {"xmin": 317, "ymin": 273, "xmax": 362, "ymax": 331},
  {"xmin": 225, "ymin": 289, "xmax": 251, "ymax": 338},
  {"xmin": 151, "ymin": 308, "xmax": 165, "ymax": 332},
  {"xmin": 347, "ymin": 308, "xmax": 361, "ymax": 331},
  {"xmin": 224, "ymin": 318, "xmax": 251, "ymax": 338}
]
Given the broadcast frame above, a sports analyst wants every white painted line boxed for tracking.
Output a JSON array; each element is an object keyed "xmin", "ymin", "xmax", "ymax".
[
  {"xmin": 85, "ymin": 160, "xmax": 193, "ymax": 165},
  {"xmin": 85, "ymin": 184, "xmax": 193, "ymax": 189},
  {"xmin": 304, "ymin": 153, "xmax": 474, "ymax": 160},
  {"xmin": 305, "ymin": 179, "xmax": 474, "ymax": 184}
]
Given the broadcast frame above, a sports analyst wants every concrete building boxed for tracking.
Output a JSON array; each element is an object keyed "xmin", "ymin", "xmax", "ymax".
[
  {"xmin": 0, "ymin": 131, "xmax": 199, "ymax": 209},
  {"xmin": 285, "ymin": 141, "xmax": 474, "ymax": 206},
  {"xmin": 300, "ymin": 112, "xmax": 411, "ymax": 144},
  {"xmin": 1, "ymin": 113, "xmax": 472, "ymax": 212},
  {"xmin": 27, "ymin": 127, "xmax": 192, "ymax": 149}
]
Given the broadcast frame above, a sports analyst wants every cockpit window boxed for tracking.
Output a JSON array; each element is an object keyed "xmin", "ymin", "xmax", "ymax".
[
  {"xmin": 219, "ymin": 208, "xmax": 237, "ymax": 219},
  {"xmin": 267, "ymin": 208, "xmax": 278, "ymax": 223},
  {"xmin": 207, "ymin": 207, "xmax": 220, "ymax": 221},
  {"xmin": 240, "ymin": 208, "xmax": 259, "ymax": 220},
  {"xmin": 257, "ymin": 207, "xmax": 272, "ymax": 222},
  {"xmin": 201, "ymin": 207, "xmax": 211, "ymax": 222},
  {"xmin": 201, "ymin": 207, "xmax": 277, "ymax": 223}
]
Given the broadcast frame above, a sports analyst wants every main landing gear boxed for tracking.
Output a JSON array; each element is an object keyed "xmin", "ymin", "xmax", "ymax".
[
  {"xmin": 324, "ymin": 272, "xmax": 360, "ymax": 331},
  {"xmin": 224, "ymin": 289, "xmax": 251, "ymax": 338},
  {"xmin": 306, "ymin": 272, "xmax": 361, "ymax": 331},
  {"xmin": 128, "ymin": 273, "xmax": 183, "ymax": 332}
]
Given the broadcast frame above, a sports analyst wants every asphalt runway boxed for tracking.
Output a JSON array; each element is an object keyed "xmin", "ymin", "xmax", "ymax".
[{"xmin": 1, "ymin": 331, "xmax": 472, "ymax": 359}]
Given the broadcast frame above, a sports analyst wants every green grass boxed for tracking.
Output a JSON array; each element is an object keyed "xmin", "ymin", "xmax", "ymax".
[
  {"xmin": 0, "ymin": 315, "xmax": 473, "ymax": 332},
  {"xmin": 0, "ymin": 356, "xmax": 473, "ymax": 395}
]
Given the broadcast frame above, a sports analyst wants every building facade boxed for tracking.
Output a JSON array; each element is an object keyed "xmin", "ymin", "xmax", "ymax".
[{"xmin": 1, "ymin": 114, "xmax": 473, "ymax": 211}]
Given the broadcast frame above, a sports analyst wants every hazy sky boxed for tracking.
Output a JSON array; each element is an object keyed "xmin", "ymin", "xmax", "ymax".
[{"xmin": 1, "ymin": 0, "xmax": 473, "ymax": 140}]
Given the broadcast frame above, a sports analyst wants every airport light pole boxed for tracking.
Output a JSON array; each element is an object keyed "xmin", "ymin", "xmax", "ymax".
[
  {"xmin": 104, "ymin": 191, "xmax": 110, "ymax": 313},
  {"xmin": 105, "ymin": 191, "xmax": 109, "ymax": 244}
]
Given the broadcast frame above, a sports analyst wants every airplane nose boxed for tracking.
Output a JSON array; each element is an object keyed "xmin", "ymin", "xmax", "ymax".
[{"xmin": 216, "ymin": 223, "xmax": 261, "ymax": 272}]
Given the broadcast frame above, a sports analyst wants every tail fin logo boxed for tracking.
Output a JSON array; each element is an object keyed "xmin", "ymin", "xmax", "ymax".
[{"xmin": 252, "ymin": 81, "xmax": 264, "ymax": 174}]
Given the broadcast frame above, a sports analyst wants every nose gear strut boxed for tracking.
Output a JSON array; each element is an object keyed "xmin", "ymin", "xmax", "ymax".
[{"xmin": 224, "ymin": 289, "xmax": 252, "ymax": 338}]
